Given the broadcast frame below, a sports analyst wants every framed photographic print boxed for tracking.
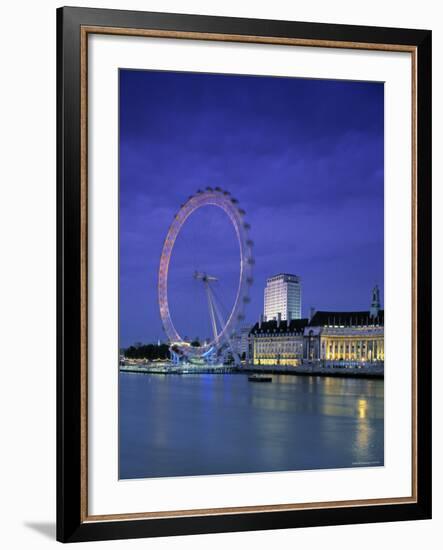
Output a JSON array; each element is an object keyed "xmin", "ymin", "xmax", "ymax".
[{"xmin": 57, "ymin": 6, "xmax": 432, "ymax": 543}]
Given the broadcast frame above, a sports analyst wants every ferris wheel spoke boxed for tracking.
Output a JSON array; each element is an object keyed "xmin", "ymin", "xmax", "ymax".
[
  {"xmin": 209, "ymin": 286, "xmax": 241, "ymax": 366},
  {"xmin": 210, "ymin": 283, "xmax": 231, "ymax": 321},
  {"xmin": 205, "ymin": 281, "xmax": 220, "ymax": 345}
]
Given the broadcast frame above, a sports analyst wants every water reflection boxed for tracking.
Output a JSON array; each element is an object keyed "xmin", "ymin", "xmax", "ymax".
[
  {"xmin": 119, "ymin": 373, "xmax": 384, "ymax": 479},
  {"xmin": 358, "ymin": 399, "xmax": 368, "ymax": 419}
]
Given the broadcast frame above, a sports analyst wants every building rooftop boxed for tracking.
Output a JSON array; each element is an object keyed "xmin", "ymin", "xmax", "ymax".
[
  {"xmin": 249, "ymin": 310, "xmax": 384, "ymax": 336},
  {"xmin": 250, "ymin": 318, "xmax": 309, "ymax": 335},
  {"xmin": 309, "ymin": 310, "xmax": 384, "ymax": 327},
  {"xmin": 266, "ymin": 273, "xmax": 300, "ymax": 282}
]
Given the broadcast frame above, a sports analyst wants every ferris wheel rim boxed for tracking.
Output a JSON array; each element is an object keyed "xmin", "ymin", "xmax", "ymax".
[{"xmin": 158, "ymin": 188, "xmax": 253, "ymax": 357}]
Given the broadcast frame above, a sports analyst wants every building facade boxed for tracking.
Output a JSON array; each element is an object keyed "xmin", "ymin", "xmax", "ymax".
[
  {"xmin": 303, "ymin": 310, "xmax": 384, "ymax": 365},
  {"xmin": 249, "ymin": 287, "xmax": 384, "ymax": 368},
  {"xmin": 250, "ymin": 317, "xmax": 309, "ymax": 366},
  {"xmin": 264, "ymin": 273, "xmax": 302, "ymax": 321}
]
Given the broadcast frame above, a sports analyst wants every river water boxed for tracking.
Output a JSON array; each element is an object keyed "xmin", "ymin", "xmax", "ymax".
[{"xmin": 119, "ymin": 372, "xmax": 384, "ymax": 479}]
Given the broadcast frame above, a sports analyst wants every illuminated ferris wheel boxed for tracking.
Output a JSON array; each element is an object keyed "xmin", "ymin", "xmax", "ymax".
[{"xmin": 158, "ymin": 187, "xmax": 254, "ymax": 363}]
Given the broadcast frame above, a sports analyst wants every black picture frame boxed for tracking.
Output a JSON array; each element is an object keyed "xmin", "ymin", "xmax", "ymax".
[{"xmin": 57, "ymin": 6, "xmax": 432, "ymax": 543}]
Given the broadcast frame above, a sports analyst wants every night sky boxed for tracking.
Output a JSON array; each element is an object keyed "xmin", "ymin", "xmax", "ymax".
[{"xmin": 119, "ymin": 69, "xmax": 384, "ymax": 347}]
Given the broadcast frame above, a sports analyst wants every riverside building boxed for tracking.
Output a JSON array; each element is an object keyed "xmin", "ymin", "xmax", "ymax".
[
  {"xmin": 304, "ymin": 286, "xmax": 384, "ymax": 366},
  {"xmin": 303, "ymin": 310, "xmax": 384, "ymax": 364},
  {"xmin": 264, "ymin": 273, "xmax": 302, "ymax": 321},
  {"xmin": 250, "ymin": 314, "xmax": 309, "ymax": 366},
  {"xmin": 250, "ymin": 286, "xmax": 384, "ymax": 369}
]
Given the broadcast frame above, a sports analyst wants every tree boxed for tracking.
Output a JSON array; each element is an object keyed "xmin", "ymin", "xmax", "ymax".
[{"xmin": 124, "ymin": 343, "xmax": 170, "ymax": 360}]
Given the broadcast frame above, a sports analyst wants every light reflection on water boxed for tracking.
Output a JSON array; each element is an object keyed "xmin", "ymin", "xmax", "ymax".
[{"xmin": 119, "ymin": 373, "xmax": 384, "ymax": 479}]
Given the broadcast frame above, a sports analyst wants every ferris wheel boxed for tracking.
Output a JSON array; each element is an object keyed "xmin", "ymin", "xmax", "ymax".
[{"xmin": 158, "ymin": 187, "xmax": 254, "ymax": 363}]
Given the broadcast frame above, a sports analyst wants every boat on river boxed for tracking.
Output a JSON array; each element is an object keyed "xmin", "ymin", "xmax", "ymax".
[{"xmin": 248, "ymin": 375, "xmax": 272, "ymax": 383}]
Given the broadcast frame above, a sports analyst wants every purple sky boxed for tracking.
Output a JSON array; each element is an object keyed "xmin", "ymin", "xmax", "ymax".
[{"xmin": 119, "ymin": 70, "xmax": 384, "ymax": 347}]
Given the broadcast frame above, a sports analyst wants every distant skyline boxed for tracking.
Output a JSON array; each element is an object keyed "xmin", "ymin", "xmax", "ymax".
[{"xmin": 119, "ymin": 69, "xmax": 384, "ymax": 347}]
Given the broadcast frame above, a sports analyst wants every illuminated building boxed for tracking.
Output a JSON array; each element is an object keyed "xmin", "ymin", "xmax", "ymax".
[
  {"xmin": 304, "ymin": 287, "xmax": 384, "ymax": 365},
  {"xmin": 264, "ymin": 273, "xmax": 301, "ymax": 321},
  {"xmin": 303, "ymin": 311, "xmax": 384, "ymax": 363},
  {"xmin": 250, "ymin": 315, "xmax": 309, "ymax": 366},
  {"xmin": 250, "ymin": 286, "xmax": 384, "ymax": 368}
]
